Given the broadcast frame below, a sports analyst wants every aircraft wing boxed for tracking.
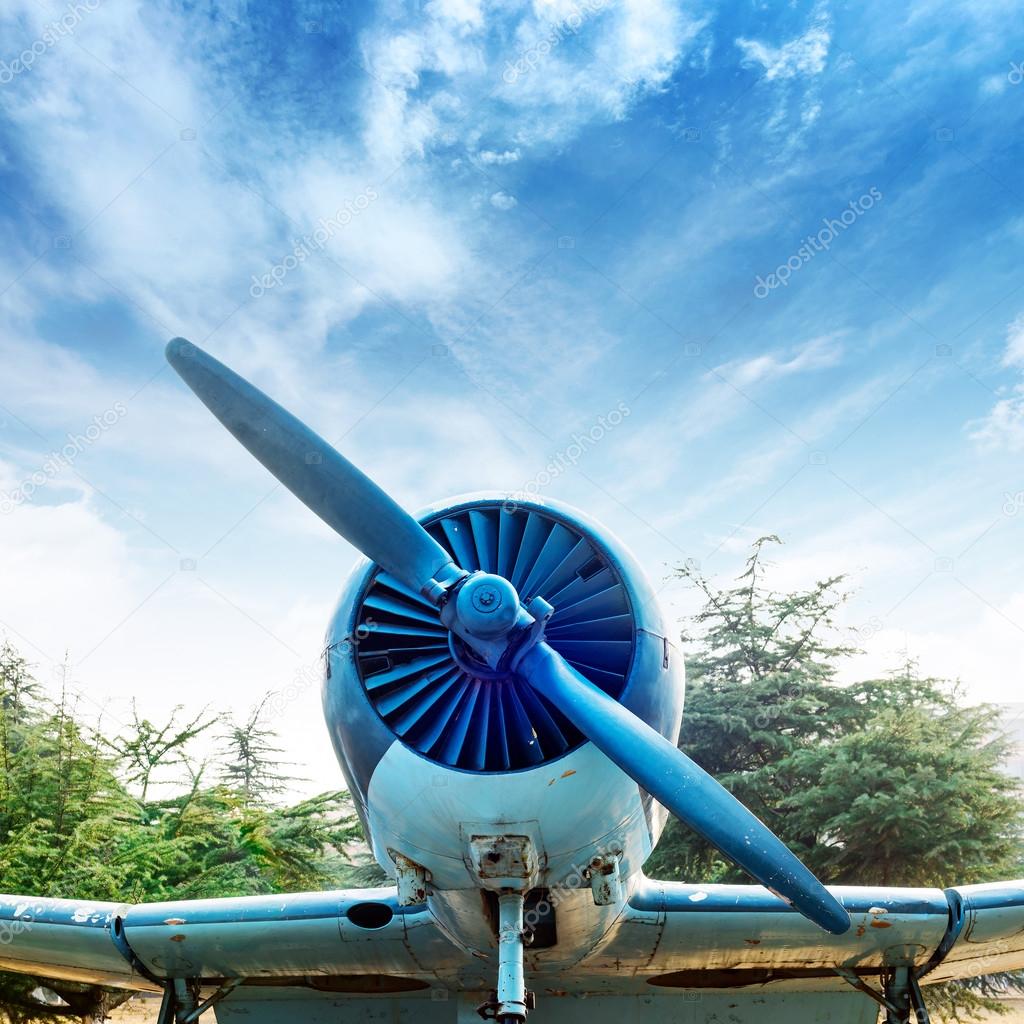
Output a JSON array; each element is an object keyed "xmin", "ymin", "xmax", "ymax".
[
  {"xmin": 2, "ymin": 879, "xmax": 1023, "ymax": 1023},
  {"xmin": 0, "ymin": 887, "xmax": 465, "ymax": 1009},
  {"xmin": 586, "ymin": 877, "xmax": 1024, "ymax": 985}
]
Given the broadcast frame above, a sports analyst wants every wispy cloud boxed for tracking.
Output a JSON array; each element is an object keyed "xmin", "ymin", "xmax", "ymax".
[
  {"xmin": 967, "ymin": 313, "xmax": 1024, "ymax": 452},
  {"xmin": 735, "ymin": 7, "xmax": 831, "ymax": 155},
  {"xmin": 736, "ymin": 23, "xmax": 830, "ymax": 82}
]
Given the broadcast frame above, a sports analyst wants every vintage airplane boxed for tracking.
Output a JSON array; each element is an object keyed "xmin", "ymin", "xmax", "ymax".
[{"xmin": 1, "ymin": 338, "xmax": 1022, "ymax": 1024}]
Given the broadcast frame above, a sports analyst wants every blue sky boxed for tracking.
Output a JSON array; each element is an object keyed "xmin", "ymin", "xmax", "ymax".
[{"xmin": 1, "ymin": 0, "xmax": 1022, "ymax": 792}]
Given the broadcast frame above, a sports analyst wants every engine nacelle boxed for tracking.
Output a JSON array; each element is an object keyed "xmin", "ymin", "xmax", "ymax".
[{"xmin": 321, "ymin": 495, "xmax": 685, "ymax": 895}]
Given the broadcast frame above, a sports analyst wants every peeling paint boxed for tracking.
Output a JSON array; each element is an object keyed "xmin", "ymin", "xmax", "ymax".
[
  {"xmin": 169, "ymin": 933, "xmax": 187, "ymax": 942},
  {"xmin": 163, "ymin": 917, "xmax": 186, "ymax": 926}
]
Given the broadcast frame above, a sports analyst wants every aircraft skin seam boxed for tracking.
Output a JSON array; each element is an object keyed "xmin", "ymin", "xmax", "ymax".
[
  {"xmin": 108, "ymin": 919, "xmax": 167, "ymax": 989},
  {"xmin": 400, "ymin": 913, "xmax": 440, "ymax": 974},
  {"xmin": 915, "ymin": 889, "xmax": 968, "ymax": 981},
  {"xmin": 640, "ymin": 883, "xmax": 668, "ymax": 970}
]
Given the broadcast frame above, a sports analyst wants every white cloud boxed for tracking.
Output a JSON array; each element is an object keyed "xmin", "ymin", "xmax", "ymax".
[
  {"xmin": 677, "ymin": 334, "xmax": 844, "ymax": 437},
  {"xmin": 845, "ymin": 589, "xmax": 1024, "ymax": 704},
  {"xmin": 359, "ymin": 0, "xmax": 703, "ymax": 158},
  {"xmin": 0, "ymin": 0, "xmax": 704, "ymax": 417},
  {"xmin": 607, "ymin": 335, "xmax": 850, "ymax": 502},
  {"xmin": 478, "ymin": 148, "xmax": 521, "ymax": 165},
  {"xmin": 968, "ymin": 390, "xmax": 1024, "ymax": 452},
  {"xmin": 716, "ymin": 333, "xmax": 843, "ymax": 390},
  {"xmin": 0, "ymin": 2, "xmax": 480, "ymax": 390},
  {"xmin": 427, "ymin": 0, "xmax": 484, "ymax": 29},
  {"xmin": 489, "ymin": 190, "xmax": 518, "ymax": 210},
  {"xmin": 966, "ymin": 313, "xmax": 1024, "ymax": 452},
  {"xmin": 0, "ymin": 496, "xmax": 145, "ymax": 666},
  {"xmin": 736, "ymin": 24, "xmax": 831, "ymax": 81},
  {"xmin": 732, "ymin": 7, "xmax": 831, "ymax": 157},
  {"xmin": 1003, "ymin": 313, "xmax": 1024, "ymax": 368},
  {"xmin": 645, "ymin": 367, "xmax": 895, "ymax": 531},
  {"xmin": 980, "ymin": 73, "xmax": 1009, "ymax": 96}
]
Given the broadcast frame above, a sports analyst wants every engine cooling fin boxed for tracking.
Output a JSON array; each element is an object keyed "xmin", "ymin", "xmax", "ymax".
[{"xmin": 354, "ymin": 502, "xmax": 637, "ymax": 772}]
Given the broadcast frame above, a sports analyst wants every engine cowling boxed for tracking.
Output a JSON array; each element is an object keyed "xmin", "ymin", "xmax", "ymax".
[{"xmin": 321, "ymin": 494, "xmax": 685, "ymax": 890}]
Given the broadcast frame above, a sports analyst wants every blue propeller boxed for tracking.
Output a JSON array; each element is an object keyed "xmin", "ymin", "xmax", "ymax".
[
  {"xmin": 165, "ymin": 338, "xmax": 464, "ymax": 604},
  {"xmin": 166, "ymin": 338, "xmax": 851, "ymax": 936},
  {"xmin": 516, "ymin": 642, "xmax": 851, "ymax": 935}
]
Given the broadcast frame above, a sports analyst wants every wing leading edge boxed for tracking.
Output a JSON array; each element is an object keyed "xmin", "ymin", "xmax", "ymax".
[
  {"xmin": 0, "ymin": 887, "xmax": 461, "ymax": 992},
  {"xmin": 584, "ymin": 877, "xmax": 1024, "ymax": 993}
]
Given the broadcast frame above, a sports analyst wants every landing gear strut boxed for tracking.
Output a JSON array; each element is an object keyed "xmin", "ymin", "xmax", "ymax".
[
  {"xmin": 834, "ymin": 965, "xmax": 931, "ymax": 1024},
  {"xmin": 476, "ymin": 890, "xmax": 535, "ymax": 1022},
  {"xmin": 497, "ymin": 892, "xmax": 527, "ymax": 1022}
]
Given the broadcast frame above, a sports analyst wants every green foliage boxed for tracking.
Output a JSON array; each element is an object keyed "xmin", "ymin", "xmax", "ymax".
[
  {"xmin": 218, "ymin": 695, "xmax": 293, "ymax": 806},
  {"xmin": 0, "ymin": 647, "xmax": 385, "ymax": 1021},
  {"xmin": 647, "ymin": 537, "xmax": 1023, "ymax": 887},
  {"xmin": 777, "ymin": 694, "xmax": 1021, "ymax": 886},
  {"xmin": 107, "ymin": 701, "xmax": 219, "ymax": 803}
]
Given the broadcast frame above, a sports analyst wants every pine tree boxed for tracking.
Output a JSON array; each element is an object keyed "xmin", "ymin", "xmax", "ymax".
[
  {"xmin": 647, "ymin": 539, "xmax": 1023, "ymax": 885},
  {"xmin": 646, "ymin": 536, "xmax": 865, "ymax": 880},
  {"xmin": 0, "ymin": 642, "xmax": 42, "ymax": 729},
  {"xmin": 111, "ymin": 702, "xmax": 219, "ymax": 803},
  {"xmin": 777, "ymin": 678, "xmax": 1021, "ymax": 886},
  {"xmin": 219, "ymin": 695, "xmax": 293, "ymax": 805}
]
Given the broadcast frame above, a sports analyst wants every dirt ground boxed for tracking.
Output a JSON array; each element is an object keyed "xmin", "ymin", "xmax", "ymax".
[{"xmin": 108, "ymin": 994, "xmax": 1024, "ymax": 1021}]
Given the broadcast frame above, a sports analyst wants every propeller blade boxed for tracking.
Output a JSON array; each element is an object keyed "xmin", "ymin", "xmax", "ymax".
[
  {"xmin": 517, "ymin": 642, "xmax": 851, "ymax": 935},
  {"xmin": 165, "ymin": 338, "xmax": 460, "ymax": 601}
]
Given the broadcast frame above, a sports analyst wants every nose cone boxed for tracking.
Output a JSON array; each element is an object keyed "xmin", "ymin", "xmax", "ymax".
[{"xmin": 456, "ymin": 573, "xmax": 521, "ymax": 639}]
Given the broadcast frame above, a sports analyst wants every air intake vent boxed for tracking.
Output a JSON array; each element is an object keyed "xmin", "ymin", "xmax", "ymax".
[{"xmin": 354, "ymin": 501, "xmax": 636, "ymax": 772}]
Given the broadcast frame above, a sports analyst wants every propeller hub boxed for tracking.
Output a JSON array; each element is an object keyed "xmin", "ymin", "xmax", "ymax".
[{"xmin": 456, "ymin": 573, "xmax": 521, "ymax": 639}]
